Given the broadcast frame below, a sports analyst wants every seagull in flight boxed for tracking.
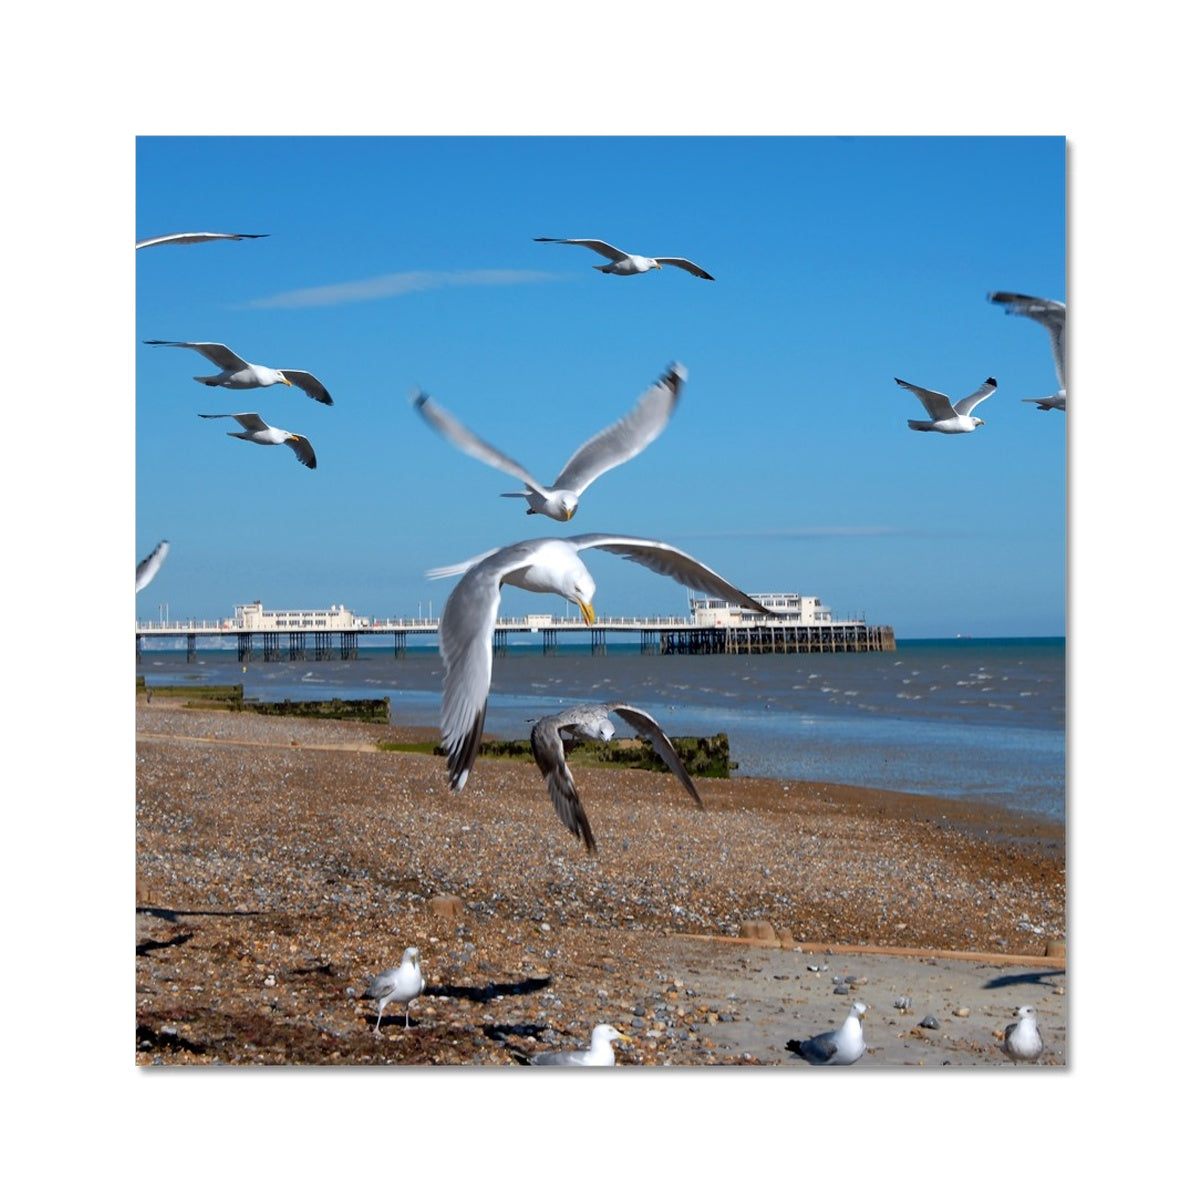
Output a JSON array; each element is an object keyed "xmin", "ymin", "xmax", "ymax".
[
  {"xmin": 428, "ymin": 535, "xmax": 770, "ymax": 792},
  {"xmin": 136, "ymin": 232, "xmax": 269, "ymax": 249},
  {"xmin": 145, "ymin": 340, "xmax": 333, "ymax": 406},
  {"xmin": 534, "ymin": 237, "xmax": 714, "ymax": 280},
  {"xmin": 136, "ymin": 540, "xmax": 170, "ymax": 593},
  {"xmin": 896, "ymin": 376, "xmax": 996, "ymax": 434},
  {"xmin": 988, "ymin": 292, "xmax": 1066, "ymax": 411},
  {"xmin": 198, "ymin": 412, "xmax": 317, "ymax": 469},
  {"xmin": 414, "ymin": 363, "xmax": 686, "ymax": 521},
  {"xmin": 530, "ymin": 702, "xmax": 704, "ymax": 853},
  {"xmin": 785, "ymin": 1000, "xmax": 867, "ymax": 1065}
]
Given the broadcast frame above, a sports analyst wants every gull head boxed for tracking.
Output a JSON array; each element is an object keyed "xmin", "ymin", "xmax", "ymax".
[
  {"xmin": 851, "ymin": 1001, "xmax": 867, "ymax": 1019},
  {"xmin": 403, "ymin": 946, "xmax": 420, "ymax": 966},
  {"xmin": 972, "ymin": 417, "xmax": 986, "ymax": 427},
  {"xmin": 544, "ymin": 491, "xmax": 579, "ymax": 522},
  {"xmin": 593, "ymin": 1024, "xmax": 630, "ymax": 1045},
  {"xmin": 596, "ymin": 718, "xmax": 616, "ymax": 742},
  {"xmin": 277, "ymin": 371, "xmax": 292, "ymax": 386},
  {"xmin": 1014, "ymin": 1005, "xmax": 1035, "ymax": 1020}
]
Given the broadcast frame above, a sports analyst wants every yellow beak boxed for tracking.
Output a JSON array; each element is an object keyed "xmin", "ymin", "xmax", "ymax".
[
  {"xmin": 578, "ymin": 600, "xmax": 595, "ymax": 626},
  {"xmin": 282, "ymin": 377, "xmax": 293, "ymax": 386}
]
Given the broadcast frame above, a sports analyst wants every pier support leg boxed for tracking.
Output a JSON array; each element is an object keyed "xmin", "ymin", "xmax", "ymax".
[{"xmin": 394, "ymin": 631, "xmax": 406, "ymax": 659}]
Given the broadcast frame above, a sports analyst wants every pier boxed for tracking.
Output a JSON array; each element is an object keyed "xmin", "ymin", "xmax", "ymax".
[{"xmin": 135, "ymin": 598, "xmax": 895, "ymax": 662}]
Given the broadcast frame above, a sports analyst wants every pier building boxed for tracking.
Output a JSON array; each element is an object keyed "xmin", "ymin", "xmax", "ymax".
[{"xmin": 135, "ymin": 593, "xmax": 895, "ymax": 662}]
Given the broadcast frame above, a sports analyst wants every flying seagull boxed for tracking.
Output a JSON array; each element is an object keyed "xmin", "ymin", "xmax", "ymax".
[
  {"xmin": 531, "ymin": 702, "xmax": 704, "ymax": 853},
  {"xmin": 198, "ymin": 412, "xmax": 317, "ymax": 469},
  {"xmin": 136, "ymin": 540, "xmax": 170, "ymax": 593},
  {"xmin": 362, "ymin": 947, "xmax": 425, "ymax": 1034},
  {"xmin": 896, "ymin": 376, "xmax": 996, "ymax": 434},
  {"xmin": 1002, "ymin": 1005, "xmax": 1044, "ymax": 1063},
  {"xmin": 414, "ymin": 363, "xmax": 686, "ymax": 521},
  {"xmin": 785, "ymin": 1000, "xmax": 867, "ymax": 1065},
  {"xmin": 987, "ymin": 291, "xmax": 1066, "ymax": 411},
  {"xmin": 145, "ymin": 340, "xmax": 332, "ymax": 406},
  {"xmin": 427, "ymin": 535, "xmax": 770, "ymax": 792},
  {"xmin": 528, "ymin": 1023, "xmax": 631, "ymax": 1066},
  {"xmin": 136, "ymin": 232, "xmax": 269, "ymax": 249},
  {"xmin": 534, "ymin": 237, "xmax": 714, "ymax": 280}
]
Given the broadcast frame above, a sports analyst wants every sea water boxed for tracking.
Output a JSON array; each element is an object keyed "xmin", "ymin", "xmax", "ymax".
[{"xmin": 137, "ymin": 638, "xmax": 1065, "ymax": 822}]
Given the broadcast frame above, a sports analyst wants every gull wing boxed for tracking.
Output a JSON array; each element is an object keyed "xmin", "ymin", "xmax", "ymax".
[
  {"xmin": 609, "ymin": 704, "xmax": 703, "ymax": 809},
  {"xmin": 146, "ymin": 340, "xmax": 249, "ymax": 372},
  {"xmin": 287, "ymin": 433, "xmax": 317, "ymax": 470},
  {"xmin": 570, "ymin": 535, "xmax": 772, "ymax": 615},
  {"xmin": 953, "ymin": 377, "xmax": 997, "ymax": 417},
  {"xmin": 135, "ymin": 540, "xmax": 170, "ymax": 593},
  {"xmin": 436, "ymin": 548, "xmax": 527, "ymax": 790},
  {"xmin": 280, "ymin": 370, "xmax": 333, "ymax": 406},
  {"xmin": 534, "ymin": 237, "xmax": 627, "ymax": 262},
  {"xmin": 553, "ymin": 363, "xmax": 686, "ymax": 496},
  {"xmin": 531, "ymin": 714, "xmax": 598, "ymax": 853},
  {"xmin": 787, "ymin": 1030, "xmax": 839, "ymax": 1064},
  {"xmin": 198, "ymin": 412, "xmax": 271, "ymax": 432},
  {"xmin": 414, "ymin": 392, "xmax": 549, "ymax": 499},
  {"xmin": 136, "ymin": 232, "xmax": 269, "ymax": 249},
  {"xmin": 988, "ymin": 292, "xmax": 1066, "ymax": 389},
  {"xmin": 529, "ymin": 1047, "xmax": 592, "ymax": 1066},
  {"xmin": 653, "ymin": 257, "xmax": 714, "ymax": 281},
  {"xmin": 894, "ymin": 377, "xmax": 955, "ymax": 421}
]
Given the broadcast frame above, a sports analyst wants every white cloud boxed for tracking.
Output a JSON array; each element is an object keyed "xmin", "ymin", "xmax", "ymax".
[{"xmin": 242, "ymin": 268, "xmax": 563, "ymax": 309}]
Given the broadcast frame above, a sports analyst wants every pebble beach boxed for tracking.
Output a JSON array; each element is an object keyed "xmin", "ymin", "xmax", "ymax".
[{"xmin": 136, "ymin": 699, "xmax": 1067, "ymax": 1066}]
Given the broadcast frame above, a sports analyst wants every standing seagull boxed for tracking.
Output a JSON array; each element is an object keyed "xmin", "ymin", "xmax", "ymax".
[
  {"xmin": 414, "ymin": 363, "xmax": 686, "ymax": 521},
  {"xmin": 199, "ymin": 412, "xmax": 317, "ymax": 469},
  {"xmin": 136, "ymin": 540, "xmax": 170, "ymax": 593},
  {"xmin": 896, "ymin": 376, "xmax": 996, "ymax": 434},
  {"xmin": 136, "ymin": 232, "xmax": 269, "ymax": 249},
  {"xmin": 145, "ymin": 340, "xmax": 333, "ymax": 406},
  {"xmin": 987, "ymin": 292, "xmax": 1066, "ymax": 411},
  {"xmin": 529, "ymin": 1024, "xmax": 631, "ymax": 1066},
  {"xmin": 362, "ymin": 947, "xmax": 425, "ymax": 1034},
  {"xmin": 531, "ymin": 702, "xmax": 704, "ymax": 853},
  {"xmin": 786, "ymin": 1000, "xmax": 867, "ymax": 1065},
  {"xmin": 427, "ymin": 535, "xmax": 770, "ymax": 792},
  {"xmin": 534, "ymin": 237, "xmax": 714, "ymax": 280},
  {"xmin": 1002, "ymin": 1005, "xmax": 1044, "ymax": 1062}
]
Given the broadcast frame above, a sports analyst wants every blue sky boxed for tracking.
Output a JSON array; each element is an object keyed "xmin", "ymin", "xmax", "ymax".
[{"xmin": 135, "ymin": 136, "xmax": 1065, "ymax": 638}]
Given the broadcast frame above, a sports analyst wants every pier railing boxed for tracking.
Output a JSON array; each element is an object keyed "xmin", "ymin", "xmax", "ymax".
[{"xmin": 135, "ymin": 611, "xmax": 896, "ymax": 662}]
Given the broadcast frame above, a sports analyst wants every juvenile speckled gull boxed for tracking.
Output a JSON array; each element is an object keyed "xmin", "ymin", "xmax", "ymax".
[
  {"xmin": 534, "ymin": 237, "xmax": 714, "ymax": 280},
  {"xmin": 785, "ymin": 1000, "xmax": 867, "ymax": 1064},
  {"xmin": 362, "ymin": 947, "xmax": 424, "ymax": 1033},
  {"xmin": 987, "ymin": 291, "xmax": 1066, "ymax": 411},
  {"xmin": 529, "ymin": 1023, "xmax": 631, "ymax": 1066},
  {"xmin": 414, "ymin": 362, "xmax": 686, "ymax": 522},
  {"xmin": 1002, "ymin": 1005, "xmax": 1044, "ymax": 1062},
  {"xmin": 531, "ymin": 702, "xmax": 704, "ymax": 853},
  {"xmin": 199, "ymin": 412, "xmax": 317, "ymax": 470},
  {"xmin": 136, "ymin": 232, "xmax": 269, "ymax": 250},
  {"xmin": 896, "ymin": 376, "xmax": 996, "ymax": 434},
  {"xmin": 136, "ymin": 540, "xmax": 170, "ymax": 593},
  {"xmin": 428, "ymin": 535, "xmax": 771, "ymax": 793},
  {"xmin": 144, "ymin": 340, "xmax": 333, "ymax": 406}
]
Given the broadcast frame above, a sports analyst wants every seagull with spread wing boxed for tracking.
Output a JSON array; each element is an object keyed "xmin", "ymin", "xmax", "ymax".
[
  {"xmin": 428, "ymin": 535, "xmax": 769, "ymax": 792},
  {"xmin": 988, "ymin": 291, "xmax": 1066, "ymax": 411},
  {"xmin": 198, "ymin": 412, "xmax": 317, "ymax": 469},
  {"xmin": 414, "ymin": 363, "xmax": 685, "ymax": 521},
  {"xmin": 534, "ymin": 237, "xmax": 714, "ymax": 280},
  {"xmin": 145, "ymin": 339, "xmax": 332, "ymax": 406},
  {"xmin": 530, "ymin": 702, "xmax": 703, "ymax": 853},
  {"xmin": 895, "ymin": 375, "xmax": 996, "ymax": 434},
  {"xmin": 136, "ymin": 232, "xmax": 269, "ymax": 249}
]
